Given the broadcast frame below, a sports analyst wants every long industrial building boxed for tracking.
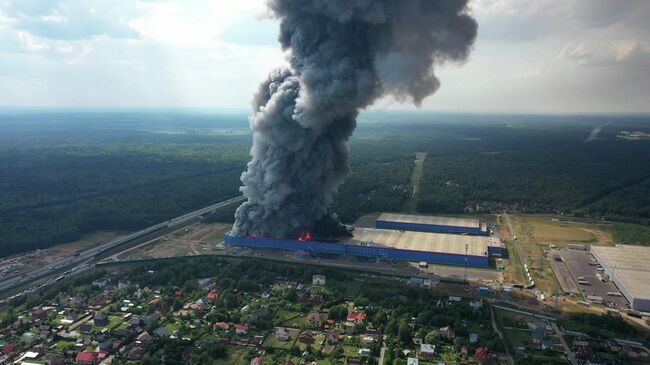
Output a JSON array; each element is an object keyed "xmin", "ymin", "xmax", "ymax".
[
  {"xmin": 591, "ymin": 245, "xmax": 650, "ymax": 312},
  {"xmin": 224, "ymin": 213, "xmax": 502, "ymax": 268},
  {"xmin": 375, "ymin": 213, "xmax": 488, "ymax": 236}
]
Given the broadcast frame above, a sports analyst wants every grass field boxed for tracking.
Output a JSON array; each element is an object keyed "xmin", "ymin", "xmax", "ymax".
[
  {"xmin": 524, "ymin": 216, "xmax": 611, "ymax": 245},
  {"xmin": 331, "ymin": 279, "xmax": 364, "ymax": 297},
  {"xmin": 509, "ymin": 215, "xmax": 561, "ymax": 293},
  {"xmin": 262, "ymin": 333, "xmax": 296, "ymax": 349},
  {"xmin": 504, "ymin": 215, "xmax": 617, "ymax": 294},
  {"xmin": 274, "ymin": 309, "xmax": 303, "ymax": 325},
  {"xmin": 609, "ymin": 222, "xmax": 650, "ymax": 246},
  {"xmin": 213, "ymin": 347, "xmax": 253, "ymax": 365}
]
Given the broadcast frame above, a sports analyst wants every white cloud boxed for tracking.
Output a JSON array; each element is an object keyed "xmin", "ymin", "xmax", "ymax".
[
  {"xmin": 129, "ymin": 0, "xmax": 269, "ymax": 46},
  {"xmin": 559, "ymin": 39, "xmax": 650, "ymax": 67},
  {"xmin": 0, "ymin": 0, "xmax": 649, "ymax": 112},
  {"xmin": 1, "ymin": 0, "xmax": 142, "ymax": 40},
  {"xmin": 17, "ymin": 30, "xmax": 49, "ymax": 51}
]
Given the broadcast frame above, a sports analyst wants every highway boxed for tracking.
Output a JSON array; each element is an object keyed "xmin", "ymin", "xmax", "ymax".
[{"xmin": 0, "ymin": 195, "xmax": 244, "ymax": 295}]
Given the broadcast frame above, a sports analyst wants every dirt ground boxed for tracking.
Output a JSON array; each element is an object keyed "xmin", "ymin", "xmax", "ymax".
[
  {"xmin": 51, "ymin": 231, "xmax": 123, "ymax": 258},
  {"xmin": 0, "ymin": 231, "xmax": 121, "ymax": 281},
  {"xmin": 109, "ymin": 222, "xmax": 232, "ymax": 260}
]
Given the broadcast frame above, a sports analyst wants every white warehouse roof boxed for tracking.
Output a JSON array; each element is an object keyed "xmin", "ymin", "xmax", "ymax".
[
  {"xmin": 347, "ymin": 227, "xmax": 500, "ymax": 257},
  {"xmin": 377, "ymin": 213, "xmax": 480, "ymax": 229},
  {"xmin": 591, "ymin": 245, "xmax": 650, "ymax": 311}
]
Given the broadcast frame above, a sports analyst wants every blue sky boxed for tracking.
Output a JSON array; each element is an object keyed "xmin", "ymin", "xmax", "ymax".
[{"xmin": 0, "ymin": 0, "xmax": 649, "ymax": 113}]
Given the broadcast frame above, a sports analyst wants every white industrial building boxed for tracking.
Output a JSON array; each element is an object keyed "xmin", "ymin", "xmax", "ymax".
[{"xmin": 591, "ymin": 245, "xmax": 650, "ymax": 312}]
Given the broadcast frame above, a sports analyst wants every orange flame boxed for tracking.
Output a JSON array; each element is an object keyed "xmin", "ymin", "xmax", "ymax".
[{"xmin": 297, "ymin": 231, "xmax": 312, "ymax": 241}]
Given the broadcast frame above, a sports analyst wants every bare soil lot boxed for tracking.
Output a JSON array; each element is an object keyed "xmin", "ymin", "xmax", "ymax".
[
  {"xmin": 0, "ymin": 231, "xmax": 121, "ymax": 281},
  {"xmin": 110, "ymin": 222, "xmax": 231, "ymax": 260}
]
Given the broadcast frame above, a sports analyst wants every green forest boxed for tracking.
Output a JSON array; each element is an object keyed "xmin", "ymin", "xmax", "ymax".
[{"xmin": 1, "ymin": 110, "xmax": 649, "ymax": 257}]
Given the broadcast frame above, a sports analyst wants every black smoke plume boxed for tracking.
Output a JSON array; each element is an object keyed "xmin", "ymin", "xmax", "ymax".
[{"xmin": 233, "ymin": 0, "xmax": 477, "ymax": 238}]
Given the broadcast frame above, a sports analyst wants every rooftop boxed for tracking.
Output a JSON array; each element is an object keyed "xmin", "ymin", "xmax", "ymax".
[
  {"xmin": 591, "ymin": 245, "xmax": 650, "ymax": 272},
  {"xmin": 346, "ymin": 227, "xmax": 499, "ymax": 257},
  {"xmin": 591, "ymin": 245, "xmax": 650, "ymax": 300},
  {"xmin": 377, "ymin": 213, "xmax": 480, "ymax": 229}
]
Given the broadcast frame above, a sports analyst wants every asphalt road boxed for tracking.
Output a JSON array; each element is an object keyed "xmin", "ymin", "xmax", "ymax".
[{"xmin": 0, "ymin": 195, "xmax": 244, "ymax": 294}]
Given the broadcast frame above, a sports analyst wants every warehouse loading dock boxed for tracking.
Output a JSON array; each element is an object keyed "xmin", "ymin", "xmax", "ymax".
[{"xmin": 591, "ymin": 245, "xmax": 650, "ymax": 312}]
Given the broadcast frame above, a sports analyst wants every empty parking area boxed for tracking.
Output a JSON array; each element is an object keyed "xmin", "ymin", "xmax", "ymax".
[
  {"xmin": 560, "ymin": 249, "xmax": 629, "ymax": 308},
  {"xmin": 549, "ymin": 252, "xmax": 579, "ymax": 294}
]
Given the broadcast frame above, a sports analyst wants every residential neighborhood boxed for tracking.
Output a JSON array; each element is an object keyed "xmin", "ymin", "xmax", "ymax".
[{"xmin": 0, "ymin": 257, "xmax": 647, "ymax": 364}]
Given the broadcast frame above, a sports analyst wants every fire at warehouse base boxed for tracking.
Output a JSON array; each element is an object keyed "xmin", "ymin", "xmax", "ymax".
[{"xmin": 224, "ymin": 213, "xmax": 502, "ymax": 268}]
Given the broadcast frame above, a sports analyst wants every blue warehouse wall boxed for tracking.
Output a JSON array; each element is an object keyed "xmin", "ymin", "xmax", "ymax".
[
  {"xmin": 224, "ymin": 234, "xmax": 489, "ymax": 268},
  {"xmin": 375, "ymin": 220, "xmax": 487, "ymax": 236},
  {"xmin": 488, "ymin": 246, "xmax": 505, "ymax": 257}
]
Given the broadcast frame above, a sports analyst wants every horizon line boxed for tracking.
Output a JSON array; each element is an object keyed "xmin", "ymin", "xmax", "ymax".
[{"xmin": 0, "ymin": 106, "xmax": 649, "ymax": 118}]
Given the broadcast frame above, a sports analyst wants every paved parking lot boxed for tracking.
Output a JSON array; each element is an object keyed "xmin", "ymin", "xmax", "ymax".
[
  {"xmin": 560, "ymin": 249, "xmax": 629, "ymax": 308},
  {"xmin": 549, "ymin": 252, "xmax": 579, "ymax": 294}
]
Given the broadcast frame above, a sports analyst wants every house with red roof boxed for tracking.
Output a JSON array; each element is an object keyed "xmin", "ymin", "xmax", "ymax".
[
  {"xmin": 207, "ymin": 289, "xmax": 218, "ymax": 301},
  {"xmin": 475, "ymin": 347, "xmax": 489, "ymax": 364},
  {"xmin": 235, "ymin": 323, "xmax": 248, "ymax": 335},
  {"xmin": 75, "ymin": 351, "xmax": 97, "ymax": 365},
  {"xmin": 347, "ymin": 311, "xmax": 367, "ymax": 323},
  {"xmin": 3, "ymin": 343, "xmax": 16, "ymax": 355},
  {"xmin": 97, "ymin": 351, "xmax": 108, "ymax": 362},
  {"xmin": 174, "ymin": 290, "xmax": 184, "ymax": 298}
]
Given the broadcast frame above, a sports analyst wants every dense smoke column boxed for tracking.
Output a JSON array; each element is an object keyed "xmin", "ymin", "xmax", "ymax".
[{"xmin": 233, "ymin": 0, "xmax": 477, "ymax": 238}]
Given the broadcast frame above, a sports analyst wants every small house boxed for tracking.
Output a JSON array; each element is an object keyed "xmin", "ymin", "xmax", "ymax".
[
  {"xmin": 306, "ymin": 312, "xmax": 323, "ymax": 329},
  {"xmin": 312, "ymin": 275, "xmax": 326, "ymax": 285},
  {"xmin": 298, "ymin": 331, "xmax": 315, "ymax": 344},
  {"xmin": 79, "ymin": 324, "xmax": 94, "ymax": 335},
  {"xmin": 346, "ymin": 311, "xmax": 367, "ymax": 323},
  {"xmin": 420, "ymin": 344, "xmax": 435, "ymax": 359},
  {"xmin": 235, "ymin": 324, "xmax": 248, "ymax": 335},
  {"xmin": 358, "ymin": 348, "xmax": 371, "ymax": 357},
  {"xmin": 75, "ymin": 351, "xmax": 97, "ymax": 365},
  {"xmin": 32, "ymin": 308, "xmax": 48, "ymax": 320},
  {"xmin": 439, "ymin": 326, "xmax": 455, "ymax": 339},
  {"xmin": 93, "ymin": 312, "xmax": 108, "ymax": 327},
  {"xmin": 276, "ymin": 328, "xmax": 290, "ymax": 341}
]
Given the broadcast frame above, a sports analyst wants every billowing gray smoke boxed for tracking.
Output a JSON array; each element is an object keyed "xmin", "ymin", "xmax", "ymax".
[{"xmin": 233, "ymin": 0, "xmax": 477, "ymax": 238}]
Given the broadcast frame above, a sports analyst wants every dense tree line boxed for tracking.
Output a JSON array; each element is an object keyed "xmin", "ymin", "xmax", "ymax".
[
  {"xmin": 414, "ymin": 120, "xmax": 650, "ymax": 226},
  {"xmin": 0, "ymin": 141, "xmax": 249, "ymax": 257},
  {"xmin": 333, "ymin": 142, "xmax": 414, "ymax": 223},
  {"xmin": 3, "ymin": 111, "xmax": 650, "ymax": 256},
  {"xmin": 559, "ymin": 312, "xmax": 648, "ymax": 341}
]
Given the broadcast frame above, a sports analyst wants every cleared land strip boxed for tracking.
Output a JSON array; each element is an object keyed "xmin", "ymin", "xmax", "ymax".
[
  {"xmin": 584, "ymin": 121, "xmax": 610, "ymax": 143},
  {"xmin": 406, "ymin": 152, "xmax": 426, "ymax": 212}
]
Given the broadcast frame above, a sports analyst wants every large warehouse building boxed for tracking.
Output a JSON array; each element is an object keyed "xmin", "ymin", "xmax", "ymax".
[
  {"xmin": 591, "ymin": 245, "xmax": 650, "ymax": 312},
  {"xmin": 375, "ymin": 213, "xmax": 488, "ymax": 236},
  {"xmin": 225, "ymin": 213, "xmax": 502, "ymax": 268}
]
